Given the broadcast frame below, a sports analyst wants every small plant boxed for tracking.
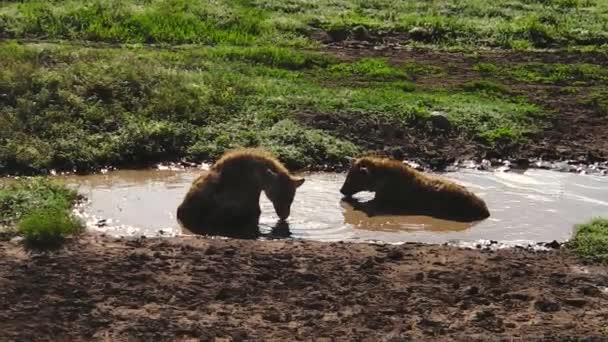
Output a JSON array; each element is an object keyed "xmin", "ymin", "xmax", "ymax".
[
  {"xmin": 581, "ymin": 92, "xmax": 608, "ymax": 117},
  {"xmin": 473, "ymin": 63, "xmax": 499, "ymax": 75},
  {"xmin": 567, "ymin": 218, "xmax": 608, "ymax": 263},
  {"xmin": 329, "ymin": 58, "xmax": 406, "ymax": 79},
  {"xmin": 402, "ymin": 62, "xmax": 444, "ymax": 78},
  {"xmin": 18, "ymin": 206, "xmax": 83, "ymax": 248},
  {"xmin": 462, "ymin": 80, "xmax": 511, "ymax": 96},
  {"xmin": 0, "ymin": 178, "xmax": 78, "ymax": 224}
]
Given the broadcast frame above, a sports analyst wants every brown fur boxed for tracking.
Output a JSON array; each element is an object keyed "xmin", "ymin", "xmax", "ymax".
[
  {"xmin": 177, "ymin": 148, "xmax": 304, "ymax": 236},
  {"xmin": 340, "ymin": 156, "xmax": 490, "ymax": 221}
]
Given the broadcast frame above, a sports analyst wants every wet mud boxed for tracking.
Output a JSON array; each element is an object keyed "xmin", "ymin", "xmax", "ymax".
[{"xmin": 1, "ymin": 236, "xmax": 607, "ymax": 340}]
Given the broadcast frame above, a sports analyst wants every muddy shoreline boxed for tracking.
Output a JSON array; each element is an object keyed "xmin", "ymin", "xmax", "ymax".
[{"xmin": 1, "ymin": 235, "xmax": 607, "ymax": 340}]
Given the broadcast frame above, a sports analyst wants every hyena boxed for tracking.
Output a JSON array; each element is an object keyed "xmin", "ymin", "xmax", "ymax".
[
  {"xmin": 340, "ymin": 156, "xmax": 490, "ymax": 222},
  {"xmin": 177, "ymin": 148, "xmax": 305, "ymax": 236}
]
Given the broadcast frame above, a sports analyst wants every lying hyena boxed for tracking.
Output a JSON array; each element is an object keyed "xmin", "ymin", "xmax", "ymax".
[
  {"xmin": 177, "ymin": 148, "xmax": 305, "ymax": 235},
  {"xmin": 340, "ymin": 156, "xmax": 490, "ymax": 222}
]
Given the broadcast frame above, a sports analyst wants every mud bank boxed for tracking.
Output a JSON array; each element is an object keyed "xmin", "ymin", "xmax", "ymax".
[{"xmin": 1, "ymin": 235, "xmax": 607, "ymax": 340}]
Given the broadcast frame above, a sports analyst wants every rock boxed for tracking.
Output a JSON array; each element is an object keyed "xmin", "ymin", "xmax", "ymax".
[
  {"xmin": 465, "ymin": 286, "xmax": 479, "ymax": 295},
  {"xmin": 534, "ymin": 298, "xmax": 561, "ymax": 312},
  {"xmin": 10, "ymin": 236, "xmax": 24, "ymax": 245},
  {"xmin": 544, "ymin": 240, "xmax": 561, "ymax": 249},
  {"xmin": 327, "ymin": 28, "xmax": 349, "ymax": 42},
  {"xmin": 429, "ymin": 111, "xmax": 452, "ymax": 131},
  {"xmin": 352, "ymin": 25, "xmax": 375, "ymax": 42},
  {"xmin": 307, "ymin": 27, "xmax": 333, "ymax": 44},
  {"xmin": 387, "ymin": 249, "xmax": 404, "ymax": 260},
  {"xmin": 504, "ymin": 291, "xmax": 532, "ymax": 301},
  {"xmin": 578, "ymin": 285, "xmax": 601, "ymax": 297},
  {"xmin": 408, "ymin": 27, "xmax": 433, "ymax": 42},
  {"xmin": 564, "ymin": 298, "xmax": 587, "ymax": 308}
]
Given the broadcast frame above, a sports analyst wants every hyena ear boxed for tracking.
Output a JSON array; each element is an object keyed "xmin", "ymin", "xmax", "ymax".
[{"xmin": 292, "ymin": 177, "xmax": 305, "ymax": 188}]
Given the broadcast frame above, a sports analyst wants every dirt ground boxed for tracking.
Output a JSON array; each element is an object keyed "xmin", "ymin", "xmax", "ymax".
[
  {"xmin": 1, "ymin": 235, "xmax": 607, "ymax": 341},
  {"xmin": 298, "ymin": 47, "xmax": 608, "ymax": 168}
]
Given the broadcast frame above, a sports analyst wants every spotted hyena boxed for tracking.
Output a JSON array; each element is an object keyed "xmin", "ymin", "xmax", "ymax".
[
  {"xmin": 177, "ymin": 148, "xmax": 305, "ymax": 236},
  {"xmin": 340, "ymin": 156, "xmax": 490, "ymax": 222}
]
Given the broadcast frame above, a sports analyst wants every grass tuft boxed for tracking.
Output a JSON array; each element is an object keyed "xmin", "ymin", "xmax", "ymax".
[
  {"xmin": 0, "ymin": 177, "xmax": 81, "ymax": 246},
  {"xmin": 18, "ymin": 206, "xmax": 83, "ymax": 248},
  {"xmin": 568, "ymin": 218, "xmax": 608, "ymax": 264}
]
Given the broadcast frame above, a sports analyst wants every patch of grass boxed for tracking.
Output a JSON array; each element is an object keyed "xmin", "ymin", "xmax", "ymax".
[
  {"xmin": 206, "ymin": 46, "xmax": 337, "ymax": 69},
  {"xmin": 18, "ymin": 206, "xmax": 83, "ymax": 248},
  {"xmin": 0, "ymin": 178, "xmax": 78, "ymax": 225},
  {"xmin": 328, "ymin": 58, "xmax": 406, "ymax": 79},
  {"xmin": 462, "ymin": 80, "xmax": 512, "ymax": 96},
  {"xmin": 568, "ymin": 218, "xmax": 608, "ymax": 264},
  {"xmin": 189, "ymin": 119, "xmax": 360, "ymax": 169},
  {"xmin": 402, "ymin": 62, "xmax": 445, "ymax": 78},
  {"xmin": 474, "ymin": 62, "xmax": 499, "ymax": 75},
  {"xmin": 1, "ymin": 0, "xmax": 608, "ymax": 50},
  {"xmin": 0, "ymin": 42, "xmax": 550, "ymax": 173},
  {"xmin": 510, "ymin": 63, "xmax": 608, "ymax": 84},
  {"xmin": 580, "ymin": 90, "xmax": 608, "ymax": 117},
  {"xmin": 0, "ymin": 177, "xmax": 81, "ymax": 246},
  {"xmin": 476, "ymin": 61, "xmax": 608, "ymax": 85}
]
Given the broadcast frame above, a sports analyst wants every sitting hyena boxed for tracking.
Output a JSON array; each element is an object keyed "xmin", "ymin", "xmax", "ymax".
[
  {"xmin": 340, "ymin": 156, "xmax": 490, "ymax": 222},
  {"xmin": 176, "ymin": 148, "xmax": 305, "ymax": 236}
]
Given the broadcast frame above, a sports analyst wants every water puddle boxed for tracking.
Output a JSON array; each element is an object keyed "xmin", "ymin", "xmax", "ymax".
[{"xmin": 58, "ymin": 168, "xmax": 608, "ymax": 244}]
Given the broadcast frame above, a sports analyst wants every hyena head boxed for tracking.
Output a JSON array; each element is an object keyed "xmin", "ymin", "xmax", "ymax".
[
  {"xmin": 340, "ymin": 159, "xmax": 375, "ymax": 197},
  {"xmin": 263, "ymin": 169, "xmax": 305, "ymax": 221}
]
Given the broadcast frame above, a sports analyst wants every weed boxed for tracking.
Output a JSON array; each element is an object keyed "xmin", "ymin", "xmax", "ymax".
[
  {"xmin": 580, "ymin": 91, "xmax": 608, "ymax": 117},
  {"xmin": 402, "ymin": 62, "xmax": 444, "ymax": 78},
  {"xmin": 462, "ymin": 80, "xmax": 511, "ymax": 96},
  {"xmin": 18, "ymin": 206, "xmax": 83, "ymax": 248},
  {"xmin": 329, "ymin": 58, "xmax": 406, "ymax": 79},
  {"xmin": 473, "ymin": 61, "xmax": 608, "ymax": 85},
  {"xmin": 474, "ymin": 63, "xmax": 499, "ymax": 75},
  {"xmin": 568, "ymin": 218, "xmax": 608, "ymax": 264},
  {"xmin": 0, "ymin": 178, "xmax": 78, "ymax": 225}
]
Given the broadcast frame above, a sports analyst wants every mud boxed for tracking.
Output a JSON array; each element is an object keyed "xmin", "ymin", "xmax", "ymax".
[{"xmin": 1, "ymin": 236, "xmax": 607, "ymax": 340}]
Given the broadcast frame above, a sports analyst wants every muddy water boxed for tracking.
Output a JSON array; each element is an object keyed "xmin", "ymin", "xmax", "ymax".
[{"xmin": 64, "ymin": 169, "xmax": 608, "ymax": 244}]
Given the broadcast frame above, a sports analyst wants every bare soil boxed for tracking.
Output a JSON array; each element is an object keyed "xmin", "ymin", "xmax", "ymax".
[
  {"xmin": 298, "ymin": 47, "xmax": 608, "ymax": 167},
  {"xmin": 1, "ymin": 235, "xmax": 607, "ymax": 341}
]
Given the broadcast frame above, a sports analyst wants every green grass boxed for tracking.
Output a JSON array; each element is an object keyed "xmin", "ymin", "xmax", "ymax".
[
  {"xmin": 18, "ymin": 206, "xmax": 83, "ymax": 248},
  {"xmin": 1, "ymin": 0, "xmax": 608, "ymax": 50},
  {"xmin": 328, "ymin": 58, "xmax": 406, "ymax": 79},
  {"xmin": 0, "ymin": 41, "xmax": 552, "ymax": 173},
  {"xmin": 462, "ymin": 80, "xmax": 512, "ymax": 96},
  {"xmin": 0, "ymin": 177, "xmax": 78, "ymax": 225},
  {"xmin": 0, "ymin": 177, "xmax": 82, "ymax": 246},
  {"xmin": 474, "ymin": 61, "xmax": 608, "ymax": 85},
  {"xmin": 580, "ymin": 90, "xmax": 608, "ymax": 117},
  {"xmin": 568, "ymin": 218, "xmax": 608, "ymax": 264}
]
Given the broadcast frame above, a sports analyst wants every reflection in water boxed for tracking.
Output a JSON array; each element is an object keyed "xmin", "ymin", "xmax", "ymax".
[
  {"xmin": 340, "ymin": 199, "xmax": 475, "ymax": 233},
  {"xmin": 62, "ymin": 169, "xmax": 608, "ymax": 244},
  {"xmin": 180, "ymin": 218, "xmax": 293, "ymax": 240}
]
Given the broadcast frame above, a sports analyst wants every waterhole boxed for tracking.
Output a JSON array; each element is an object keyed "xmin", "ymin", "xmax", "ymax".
[{"xmin": 59, "ymin": 168, "xmax": 608, "ymax": 244}]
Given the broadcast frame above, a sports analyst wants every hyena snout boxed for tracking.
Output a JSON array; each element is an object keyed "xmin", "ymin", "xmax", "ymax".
[{"xmin": 274, "ymin": 203, "xmax": 290, "ymax": 221}]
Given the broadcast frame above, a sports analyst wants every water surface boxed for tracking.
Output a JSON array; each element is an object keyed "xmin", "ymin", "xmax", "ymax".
[{"xmin": 62, "ymin": 168, "xmax": 608, "ymax": 244}]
